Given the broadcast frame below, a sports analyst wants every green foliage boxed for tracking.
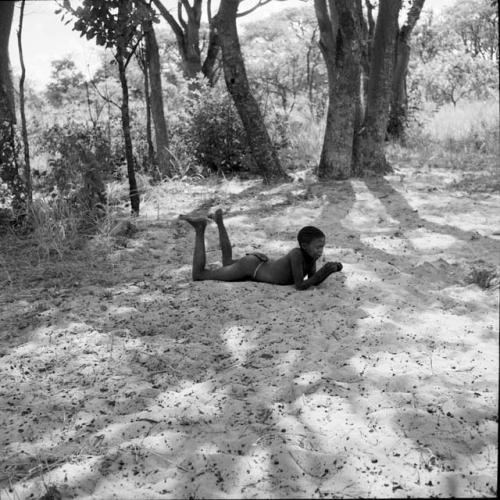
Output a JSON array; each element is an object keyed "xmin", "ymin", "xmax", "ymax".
[
  {"xmin": 410, "ymin": 2, "xmax": 499, "ymax": 109},
  {"xmin": 173, "ymin": 82, "xmax": 253, "ymax": 176},
  {"xmin": 38, "ymin": 122, "xmax": 112, "ymax": 217},
  {"xmin": 63, "ymin": 0, "xmax": 155, "ymax": 53},
  {"xmin": 414, "ymin": 52, "xmax": 498, "ymax": 106},
  {"xmin": 242, "ymin": 7, "xmax": 327, "ymax": 120},
  {"xmin": 45, "ymin": 57, "xmax": 85, "ymax": 106},
  {"xmin": 442, "ymin": 0, "xmax": 498, "ymax": 60}
]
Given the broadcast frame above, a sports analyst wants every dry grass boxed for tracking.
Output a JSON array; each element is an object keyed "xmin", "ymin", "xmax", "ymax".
[
  {"xmin": 397, "ymin": 98, "xmax": 500, "ymax": 193},
  {"xmin": 0, "ymin": 199, "xmax": 126, "ymax": 291}
]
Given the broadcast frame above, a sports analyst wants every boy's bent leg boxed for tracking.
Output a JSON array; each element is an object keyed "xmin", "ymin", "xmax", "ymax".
[
  {"xmin": 180, "ymin": 215, "xmax": 209, "ymax": 280},
  {"xmin": 210, "ymin": 209, "xmax": 234, "ymax": 266}
]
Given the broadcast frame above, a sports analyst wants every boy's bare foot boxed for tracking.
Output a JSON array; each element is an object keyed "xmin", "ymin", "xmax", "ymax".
[
  {"xmin": 179, "ymin": 215, "xmax": 209, "ymax": 230},
  {"xmin": 208, "ymin": 208, "xmax": 223, "ymax": 224}
]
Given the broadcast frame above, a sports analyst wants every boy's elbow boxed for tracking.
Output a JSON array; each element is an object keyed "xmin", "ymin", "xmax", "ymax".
[{"xmin": 295, "ymin": 282, "xmax": 309, "ymax": 291}]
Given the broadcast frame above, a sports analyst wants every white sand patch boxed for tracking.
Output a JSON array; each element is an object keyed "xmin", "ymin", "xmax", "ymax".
[
  {"xmin": 360, "ymin": 233, "xmax": 412, "ymax": 255},
  {"xmin": 408, "ymin": 227, "xmax": 464, "ymax": 252},
  {"xmin": 221, "ymin": 325, "xmax": 258, "ymax": 365}
]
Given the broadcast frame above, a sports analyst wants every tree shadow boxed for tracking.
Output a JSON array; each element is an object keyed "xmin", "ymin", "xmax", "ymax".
[{"xmin": 1, "ymin": 175, "xmax": 497, "ymax": 498}]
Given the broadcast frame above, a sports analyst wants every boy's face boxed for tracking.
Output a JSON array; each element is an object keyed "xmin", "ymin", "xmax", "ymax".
[{"xmin": 302, "ymin": 237, "xmax": 325, "ymax": 260}]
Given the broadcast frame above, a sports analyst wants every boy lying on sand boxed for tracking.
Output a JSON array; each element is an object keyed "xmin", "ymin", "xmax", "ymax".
[{"xmin": 180, "ymin": 209, "xmax": 342, "ymax": 291}]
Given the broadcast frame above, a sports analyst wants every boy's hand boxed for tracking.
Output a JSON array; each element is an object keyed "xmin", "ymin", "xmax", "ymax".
[{"xmin": 321, "ymin": 262, "xmax": 343, "ymax": 274}]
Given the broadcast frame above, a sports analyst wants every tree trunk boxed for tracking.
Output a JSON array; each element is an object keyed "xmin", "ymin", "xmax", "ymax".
[
  {"xmin": 356, "ymin": 0, "xmax": 401, "ymax": 175},
  {"xmin": 117, "ymin": 3, "xmax": 140, "ymax": 215},
  {"xmin": 202, "ymin": 22, "xmax": 220, "ymax": 86},
  {"xmin": 0, "ymin": 1, "xmax": 15, "ymax": 124},
  {"xmin": 152, "ymin": 0, "xmax": 203, "ymax": 83},
  {"xmin": 0, "ymin": 2, "xmax": 25, "ymax": 215},
  {"xmin": 386, "ymin": 36, "xmax": 410, "ymax": 140},
  {"xmin": 142, "ymin": 54, "xmax": 155, "ymax": 171},
  {"xmin": 314, "ymin": 0, "xmax": 363, "ymax": 180},
  {"xmin": 387, "ymin": 0, "xmax": 425, "ymax": 141},
  {"xmin": 17, "ymin": 0, "xmax": 32, "ymax": 206},
  {"xmin": 144, "ymin": 19, "xmax": 172, "ymax": 177},
  {"xmin": 215, "ymin": 0, "xmax": 287, "ymax": 182}
]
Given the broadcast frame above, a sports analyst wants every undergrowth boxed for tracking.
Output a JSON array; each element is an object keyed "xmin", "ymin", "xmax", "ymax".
[
  {"xmin": 0, "ymin": 199, "xmax": 125, "ymax": 291},
  {"xmin": 395, "ymin": 98, "xmax": 500, "ymax": 193}
]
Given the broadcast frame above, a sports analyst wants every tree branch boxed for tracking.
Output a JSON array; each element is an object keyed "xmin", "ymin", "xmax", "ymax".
[
  {"xmin": 178, "ymin": 0, "xmax": 187, "ymax": 31},
  {"xmin": 207, "ymin": 0, "xmax": 213, "ymax": 22},
  {"xmin": 401, "ymin": 0, "xmax": 425, "ymax": 39},
  {"xmin": 237, "ymin": 0, "xmax": 272, "ymax": 18},
  {"xmin": 124, "ymin": 32, "xmax": 145, "ymax": 69},
  {"xmin": 151, "ymin": 0, "xmax": 185, "ymax": 44},
  {"xmin": 89, "ymin": 79, "xmax": 121, "ymax": 111},
  {"xmin": 313, "ymin": 0, "xmax": 336, "ymax": 57}
]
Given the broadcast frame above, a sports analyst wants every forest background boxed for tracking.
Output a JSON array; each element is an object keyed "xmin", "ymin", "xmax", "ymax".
[{"xmin": 0, "ymin": 0, "xmax": 498, "ymax": 225}]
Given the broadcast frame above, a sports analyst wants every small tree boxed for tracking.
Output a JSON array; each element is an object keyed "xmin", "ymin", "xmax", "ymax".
[
  {"xmin": 17, "ymin": 0, "xmax": 32, "ymax": 207},
  {"xmin": 45, "ymin": 57, "xmax": 85, "ymax": 107},
  {"xmin": 61, "ymin": 0, "xmax": 156, "ymax": 214}
]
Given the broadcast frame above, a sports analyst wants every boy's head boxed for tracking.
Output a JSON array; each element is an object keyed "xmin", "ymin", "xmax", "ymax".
[{"xmin": 297, "ymin": 226, "xmax": 325, "ymax": 260}]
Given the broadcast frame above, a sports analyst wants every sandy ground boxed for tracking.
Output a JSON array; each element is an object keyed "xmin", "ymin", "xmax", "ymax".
[{"xmin": 0, "ymin": 159, "xmax": 498, "ymax": 499}]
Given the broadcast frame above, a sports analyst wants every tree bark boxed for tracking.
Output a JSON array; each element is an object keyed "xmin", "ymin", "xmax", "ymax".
[
  {"xmin": 387, "ymin": 0, "xmax": 425, "ymax": 141},
  {"xmin": 144, "ymin": 19, "xmax": 172, "ymax": 177},
  {"xmin": 117, "ymin": 2, "xmax": 140, "ymax": 215},
  {"xmin": 17, "ymin": 0, "xmax": 32, "ymax": 206},
  {"xmin": 314, "ymin": 0, "xmax": 363, "ymax": 180},
  {"xmin": 141, "ymin": 52, "xmax": 155, "ymax": 170},
  {"xmin": 215, "ymin": 0, "xmax": 287, "ymax": 182},
  {"xmin": 356, "ymin": 0, "xmax": 401, "ymax": 175},
  {"xmin": 202, "ymin": 21, "xmax": 220, "ymax": 85},
  {"xmin": 0, "ymin": 1, "xmax": 15, "ymax": 124},
  {"xmin": 152, "ymin": 0, "xmax": 204, "ymax": 82}
]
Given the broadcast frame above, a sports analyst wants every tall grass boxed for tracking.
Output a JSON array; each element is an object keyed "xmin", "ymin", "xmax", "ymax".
[
  {"xmin": 280, "ymin": 107, "xmax": 324, "ymax": 172},
  {"xmin": 408, "ymin": 98, "xmax": 499, "ymax": 155},
  {"xmin": 399, "ymin": 98, "xmax": 500, "ymax": 192},
  {"xmin": 29, "ymin": 199, "xmax": 82, "ymax": 260}
]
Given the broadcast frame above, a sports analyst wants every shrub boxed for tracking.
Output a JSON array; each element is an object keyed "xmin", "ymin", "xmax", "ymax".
[
  {"xmin": 179, "ymin": 83, "xmax": 253, "ymax": 176},
  {"xmin": 39, "ymin": 122, "xmax": 114, "ymax": 194}
]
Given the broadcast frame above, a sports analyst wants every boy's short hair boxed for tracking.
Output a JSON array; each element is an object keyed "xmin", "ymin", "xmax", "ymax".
[{"xmin": 297, "ymin": 226, "xmax": 325, "ymax": 245}]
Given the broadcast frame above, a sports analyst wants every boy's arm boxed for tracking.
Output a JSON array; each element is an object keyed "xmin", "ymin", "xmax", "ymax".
[{"xmin": 290, "ymin": 252, "xmax": 331, "ymax": 291}]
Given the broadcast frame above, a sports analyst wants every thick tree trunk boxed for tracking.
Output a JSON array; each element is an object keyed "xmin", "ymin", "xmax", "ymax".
[
  {"xmin": 314, "ymin": 0, "xmax": 363, "ymax": 180},
  {"xmin": 387, "ymin": 0, "xmax": 425, "ymax": 140},
  {"xmin": 17, "ymin": 0, "xmax": 32, "ymax": 206},
  {"xmin": 356, "ymin": 0, "xmax": 401, "ymax": 175},
  {"xmin": 387, "ymin": 36, "xmax": 410, "ymax": 140},
  {"xmin": 0, "ymin": 1, "xmax": 15, "ymax": 124},
  {"xmin": 144, "ymin": 20, "xmax": 172, "ymax": 177},
  {"xmin": 215, "ymin": 0, "xmax": 287, "ymax": 182}
]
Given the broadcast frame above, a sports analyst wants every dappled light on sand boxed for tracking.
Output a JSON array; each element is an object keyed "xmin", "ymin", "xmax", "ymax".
[{"xmin": 1, "ymin": 168, "xmax": 498, "ymax": 498}]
